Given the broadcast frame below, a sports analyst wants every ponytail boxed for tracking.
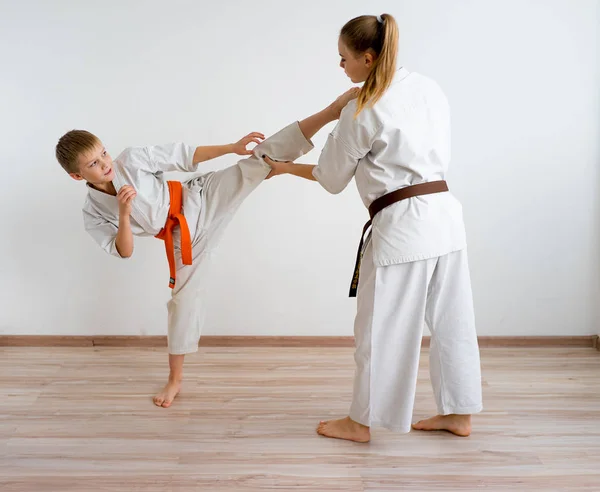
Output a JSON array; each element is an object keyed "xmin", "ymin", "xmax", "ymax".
[{"xmin": 340, "ymin": 14, "xmax": 399, "ymax": 116}]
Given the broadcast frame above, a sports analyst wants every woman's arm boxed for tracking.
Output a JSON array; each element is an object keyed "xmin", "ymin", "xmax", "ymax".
[
  {"xmin": 263, "ymin": 87, "xmax": 360, "ymax": 181},
  {"xmin": 297, "ymin": 88, "xmax": 360, "ymax": 141},
  {"xmin": 263, "ymin": 158, "xmax": 316, "ymax": 181}
]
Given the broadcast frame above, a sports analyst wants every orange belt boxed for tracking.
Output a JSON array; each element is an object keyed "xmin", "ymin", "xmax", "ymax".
[{"xmin": 155, "ymin": 181, "xmax": 193, "ymax": 289}]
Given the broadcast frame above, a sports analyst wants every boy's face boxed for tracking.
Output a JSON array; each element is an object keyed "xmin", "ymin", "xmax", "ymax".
[{"xmin": 70, "ymin": 141, "xmax": 114, "ymax": 185}]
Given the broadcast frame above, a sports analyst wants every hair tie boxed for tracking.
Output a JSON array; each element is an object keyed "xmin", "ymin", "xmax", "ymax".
[{"xmin": 376, "ymin": 15, "xmax": 383, "ymax": 23}]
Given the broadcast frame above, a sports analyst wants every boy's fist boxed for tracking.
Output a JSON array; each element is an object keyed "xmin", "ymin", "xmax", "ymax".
[{"xmin": 117, "ymin": 185, "xmax": 137, "ymax": 216}]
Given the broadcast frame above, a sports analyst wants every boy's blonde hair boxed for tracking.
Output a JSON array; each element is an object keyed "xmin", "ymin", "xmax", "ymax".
[
  {"xmin": 340, "ymin": 13, "xmax": 399, "ymax": 116},
  {"xmin": 56, "ymin": 130, "xmax": 101, "ymax": 174}
]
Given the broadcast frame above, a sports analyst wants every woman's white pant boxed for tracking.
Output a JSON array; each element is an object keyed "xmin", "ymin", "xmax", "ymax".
[{"xmin": 349, "ymin": 239, "xmax": 483, "ymax": 432}]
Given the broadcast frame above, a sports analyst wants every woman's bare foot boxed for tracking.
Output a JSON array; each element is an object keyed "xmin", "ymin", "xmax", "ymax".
[
  {"xmin": 153, "ymin": 379, "xmax": 181, "ymax": 408},
  {"xmin": 411, "ymin": 414, "xmax": 472, "ymax": 437},
  {"xmin": 316, "ymin": 416, "xmax": 371, "ymax": 443}
]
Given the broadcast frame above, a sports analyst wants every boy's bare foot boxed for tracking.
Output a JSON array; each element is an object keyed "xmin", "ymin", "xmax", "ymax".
[
  {"xmin": 411, "ymin": 414, "xmax": 472, "ymax": 437},
  {"xmin": 316, "ymin": 416, "xmax": 371, "ymax": 443},
  {"xmin": 153, "ymin": 379, "xmax": 181, "ymax": 408}
]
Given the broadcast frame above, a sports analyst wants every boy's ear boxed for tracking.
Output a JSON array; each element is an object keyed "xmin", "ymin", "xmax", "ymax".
[{"xmin": 69, "ymin": 173, "xmax": 84, "ymax": 181}]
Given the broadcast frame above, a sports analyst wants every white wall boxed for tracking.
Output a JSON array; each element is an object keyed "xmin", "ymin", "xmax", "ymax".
[
  {"xmin": 0, "ymin": 0, "xmax": 598, "ymax": 337},
  {"xmin": 596, "ymin": 0, "xmax": 600, "ymax": 340}
]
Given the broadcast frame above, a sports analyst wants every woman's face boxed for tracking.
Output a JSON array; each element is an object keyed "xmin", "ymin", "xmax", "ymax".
[{"xmin": 338, "ymin": 37, "xmax": 375, "ymax": 83}]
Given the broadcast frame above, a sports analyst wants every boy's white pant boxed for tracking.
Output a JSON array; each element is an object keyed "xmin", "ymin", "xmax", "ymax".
[
  {"xmin": 349, "ymin": 239, "xmax": 483, "ymax": 432},
  {"xmin": 166, "ymin": 122, "xmax": 313, "ymax": 354}
]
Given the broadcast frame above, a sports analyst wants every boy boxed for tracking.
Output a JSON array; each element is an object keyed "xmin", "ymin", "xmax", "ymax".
[{"xmin": 56, "ymin": 122, "xmax": 314, "ymax": 407}]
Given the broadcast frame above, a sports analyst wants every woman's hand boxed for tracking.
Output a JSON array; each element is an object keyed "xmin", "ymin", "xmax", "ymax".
[
  {"xmin": 263, "ymin": 155, "xmax": 317, "ymax": 182},
  {"xmin": 263, "ymin": 155, "xmax": 291, "ymax": 179},
  {"xmin": 329, "ymin": 87, "xmax": 360, "ymax": 119}
]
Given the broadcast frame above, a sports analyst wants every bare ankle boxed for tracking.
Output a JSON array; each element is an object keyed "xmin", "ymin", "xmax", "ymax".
[
  {"xmin": 168, "ymin": 374, "xmax": 182, "ymax": 383},
  {"xmin": 349, "ymin": 418, "xmax": 369, "ymax": 430}
]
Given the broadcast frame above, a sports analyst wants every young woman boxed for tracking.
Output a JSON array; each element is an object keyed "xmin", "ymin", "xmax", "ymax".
[{"xmin": 265, "ymin": 13, "xmax": 482, "ymax": 442}]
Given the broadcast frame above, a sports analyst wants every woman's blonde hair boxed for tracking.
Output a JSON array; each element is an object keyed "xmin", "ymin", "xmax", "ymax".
[{"xmin": 340, "ymin": 13, "xmax": 399, "ymax": 116}]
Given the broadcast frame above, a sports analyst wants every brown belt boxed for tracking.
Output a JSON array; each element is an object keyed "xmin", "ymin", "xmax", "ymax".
[{"xmin": 349, "ymin": 180, "xmax": 449, "ymax": 297}]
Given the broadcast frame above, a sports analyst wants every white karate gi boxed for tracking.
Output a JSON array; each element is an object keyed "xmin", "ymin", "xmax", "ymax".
[
  {"xmin": 83, "ymin": 122, "xmax": 314, "ymax": 354},
  {"xmin": 313, "ymin": 67, "xmax": 483, "ymax": 432}
]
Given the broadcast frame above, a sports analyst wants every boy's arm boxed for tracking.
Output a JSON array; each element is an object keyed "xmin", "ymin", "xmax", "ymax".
[
  {"xmin": 145, "ymin": 132, "xmax": 265, "ymax": 173},
  {"xmin": 83, "ymin": 211, "xmax": 131, "ymax": 259},
  {"xmin": 115, "ymin": 214, "xmax": 134, "ymax": 258},
  {"xmin": 82, "ymin": 186, "xmax": 137, "ymax": 259},
  {"xmin": 192, "ymin": 132, "xmax": 265, "ymax": 164},
  {"xmin": 114, "ymin": 185, "xmax": 136, "ymax": 258}
]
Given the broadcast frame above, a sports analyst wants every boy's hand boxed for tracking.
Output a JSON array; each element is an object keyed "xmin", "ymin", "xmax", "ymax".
[
  {"xmin": 263, "ymin": 155, "xmax": 291, "ymax": 179},
  {"xmin": 117, "ymin": 185, "xmax": 137, "ymax": 217},
  {"xmin": 231, "ymin": 132, "xmax": 265, "ymax": 155}
]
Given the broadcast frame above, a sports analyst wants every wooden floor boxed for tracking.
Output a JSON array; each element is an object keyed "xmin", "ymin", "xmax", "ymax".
[{"xmin": 0, "ymin": 347, "xmax": 598, "ymax": 491}]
